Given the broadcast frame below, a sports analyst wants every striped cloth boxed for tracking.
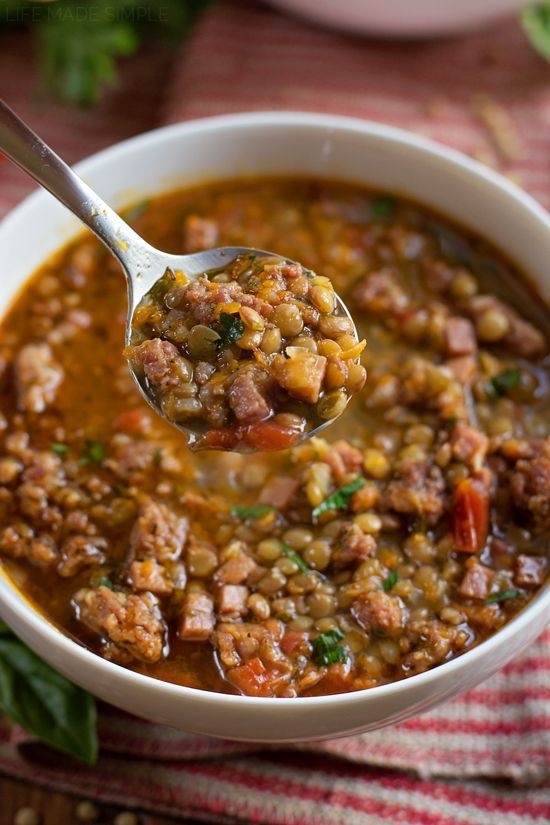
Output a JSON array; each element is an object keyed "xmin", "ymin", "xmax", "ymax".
[{"xmin": 1, "ymin": 3, "xmax": 550, "ymax": 823}]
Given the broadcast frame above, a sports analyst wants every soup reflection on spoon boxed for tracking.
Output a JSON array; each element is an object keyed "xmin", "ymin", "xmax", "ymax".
[{"xmin": 0, "ymin": 98, "xmax": 365, "ymax": 452}]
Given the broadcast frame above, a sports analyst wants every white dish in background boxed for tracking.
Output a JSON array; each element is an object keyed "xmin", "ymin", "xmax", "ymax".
[
  {"xmin": 265, "ymin": 0, "xmax": 527, "ymax": 37},
  {"xmin": 0, "ymin": 111, "xmax": 548, "ymax": 742}
]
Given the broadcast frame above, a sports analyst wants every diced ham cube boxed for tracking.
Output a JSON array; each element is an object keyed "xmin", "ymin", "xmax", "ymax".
[
  {"xmin": 129, "ymin": 559, "xmax": 174, "ymax": 595},
  {"xmin": 178, "ymin": 591, "xmax": 215, "ymax": 641},
  {"xmin": 451, "ymin": 422, "xmax": 489, "ymax": 470},
  {"xmin": 352, "ymin": 269, "xmax": 409, "ymax": 316},
  {"xmin": 458, "ymin": 560, "xmax": 494, "ymax": 600},
  {"xmin": 129, "ymin": 338, "xmax": 188, "ymax": 392},
  {"xmin": 271, "ymin": 351, "xmax": 327, "ymax": 404},
  {"xmin": 229, "ymin": 369, "xmax": 272, "ymax": 423},
  {"xmin": 217, "ymin": 584, "xmax": 248, "ymax": 617},
  {"xmin": 216, "ymin": 550, "xmax": 257, "ymax": 585},
  {"xmin": 351, "ymin": 591, "xmax": 406, "ymax": 637},
  {"xmin": 514, "ymin": 554, "xmax": 547, "ymax": 588},
  {"xmin": 259, "ymin": 476, "xmax": 300, "ymax": 510},
  {"xmin": 129, "ymin": 499, "xmax": 187, "ymax": 564},
  {"xmin": 446, "ymin": 355, "xmax": 477, "ymax": 384},
  {"xmin": 444, "ymin": 317, "xmax": 477, "ymax": 356}
]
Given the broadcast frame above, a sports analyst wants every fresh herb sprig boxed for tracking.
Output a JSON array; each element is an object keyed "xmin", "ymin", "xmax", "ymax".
[
  {"xmin": 282, "ymin": 544, "xmax": 309, "ymax": 573},
  {"xmin": 382, "ymin": 570, "xmax": 399, "ymax": 593},
  {"xmin": 0, "ymin": 0, "xmax": 212, "ymax": 106},
  {"xmin": 0, "ymin": 619, "xmax": 97, "ymax": 763},
  {"xmin": 217, "ymin": 312, "xmax": 245, "ymax": 349},
  {"xmin": 231, "ymin": 504, "xmax": 274, "ymax": 520},
  {"xmin": 312, "ymin": 628, "xmax": 349, "ymax": 667},
  {"xmin": 312, "ymin": 477, "xmax": 366, "ymax": 519},
  {"xmin": 485, "ymin": 588, "xmax": 522, "ymax": 604},
  {"xmin": 487, "ymin": 368, "xmax": 520, "ymax": 398}
]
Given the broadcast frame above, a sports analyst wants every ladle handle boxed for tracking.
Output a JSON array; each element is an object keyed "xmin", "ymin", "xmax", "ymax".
[{"xmin": 0, "ymin": 97, "xmax": 155, "ymax": 274}]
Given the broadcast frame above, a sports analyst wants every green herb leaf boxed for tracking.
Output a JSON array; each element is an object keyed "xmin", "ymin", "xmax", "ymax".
[
  {"xmin": 97, "ymin": 576, "xmax": 113, "ymax": 589},
  {"xmin": 312, "ymin": 628, "xmax": 349, "ymax": 667},
  {"xmin": 50, "ymin": 443, "xmax": 69, "ymax": 456},
  {"xmin": 383, "ymin": 570, "xmax": 399, "ymax": 592},
  {"xmin": 312, "ymin": 477, "xmax": 366, "ymax": 519},
  {"xmin": 122, "ymin": 199, "xmax": 150, "ymax": 223},
  {"xmin": 217, "ymin": 312, "xmax": 245, "ymax": 348},
  {"xmin": 79, "ymin": 440, "xmax": 105, "ymax": 465},
  {"xmin": 488, "ymin": 368, "xmax": 521, "ymax": 398},
  {"xmin": 153, "ymin": 448, "xmax": 163, "ymax": 467},
  {"xmin": 282, "ymin": 544, "xmax": 309, "ymax": 573},
  {"xmin": 522, "ymin": 2, "xmax": 550, "ymax": 60},
  {"xmin": 485, "ymin": 588, "xmax": 522, "ymax": 604},
  {"xmin": 0, "ymin": 631, "xmax": 97, "ymax": 763},
  {"xmin": 231, "ymin": 505, "xmax": 274, "ymax": 520},
  {"xmin": 370, "ymin": 197, "xmax": 395, "ymax": 219}
]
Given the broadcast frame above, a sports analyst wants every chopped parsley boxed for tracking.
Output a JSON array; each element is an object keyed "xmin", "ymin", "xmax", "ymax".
[
  {"xmin": 97, "ymin": 576, "xmax": 113, "ymax": 590},
  {"xmin": 79, "ymin": 440, "xmax": 105, "ymax": 465},
  {"xmin": 50, "ymin": 443, "xmax": 69, "ymax": 456},
  {"xmin": 382, "ymin": 570, "xmax": 399, "ymax": 592},
  {"xmin": 231, "ymin": 504, "xmax": 274, "ymax": 520},
  {"xmin": 153, "ymin": 447, "xmax": 163, "ymax": 467},
  {"xmin": 485, "ymin": 588, "xmax": 521, "ymax": 604},
  {"xmin": 370, "ymin": 196, "xmax": 395, "ymax": 220},
  {"xmin": 312, "ymin": 628, "xmax": 349, "ymax": 667},
  {"xmin": 217, "ymin": 312, "xmax": 245, "ymax": 348},
  {"xmin": 282, "ymin": 543, "xmax": 309, "ymax": 573},
  {"xmin": 312, "ymin": 477, "xmax": 366, "ymax": 519},
  {"xmin": 488, "ymin": 368, "xmax": 521, "ymax": 398}
]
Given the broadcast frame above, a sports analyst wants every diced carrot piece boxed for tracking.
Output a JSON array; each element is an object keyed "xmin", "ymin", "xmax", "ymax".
[
  {"xmin": 200, "ymin": 427, "xmax": 239, "ymax": 450},
  {"xmin": 451, "ymin": 478, "xmax": 490, "ymax": 553},
  {"xmin": 244, "ymin": 421, "xmax": 299, "ymax": 452},
  {"xmin": 280, "ymin": 631, "xmax": 308, "ymax": 656},
  {"xmin": 113, "ymin": 408, "xmax": 150, "ymax": 434},
  {"xmin": 228, "ymin": 657, "xmax": 273, "ymax": 697}
]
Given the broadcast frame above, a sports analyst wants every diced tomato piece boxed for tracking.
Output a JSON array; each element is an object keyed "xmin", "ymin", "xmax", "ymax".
[
  {"xmin": 244, "ymin": 421, "xmax": 299, "ymax": 452},
  {"xmin": 200, "ymin": 427, "xmax": 239, "ymax": 450},
  {"xmin": 280, "ymin": 630, "xmax": 308, "ymax": 656},
  {"xmin": 228, "ymin": 657, "xmax": 274, "ymax": 697},
  {"xmin": 113, "ymin": 408, "xmax": 150, "ymax": 434},
  {"xmin": 451, "ymin": 478, "xmax": 490, "ymax": 553}
]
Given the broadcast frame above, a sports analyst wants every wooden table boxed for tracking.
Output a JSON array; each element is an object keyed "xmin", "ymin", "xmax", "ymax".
[{"xmin": 1, "ymin": 776, "xmax": 207, "ymax": 824}]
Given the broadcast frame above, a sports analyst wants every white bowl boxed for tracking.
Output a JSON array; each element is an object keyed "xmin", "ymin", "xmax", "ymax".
[
  {"xmin": 264, "ymin": 0, "xmax": 527, "ymax": 37},
  {"xmin": 0, "ymin": 112, "xmax": 548, "ymax": 742}
]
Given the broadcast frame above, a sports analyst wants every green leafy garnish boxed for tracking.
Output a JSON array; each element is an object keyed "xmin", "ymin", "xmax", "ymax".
[
  {"xmin": 485, "ymin": 588, "xmax": 521, "ymax": 604},
  {"xmin": 122, "ymin": 199, "xmax": 150, "ymax": 223},
  {"xmin": 153, "ymin": 447, "xmax": 163, "ymax": 467},
  {"xmin": 312, "ymin": 477, "xmax": 366, "ymax": 519},
  {"xmin": 231, "ymin": 505, "xmax": 274, "ymax": 520},
  {"xmin": 522, "ymin": 2, "xmax": 550, "ymax": 60},
  {"xmin": 282, "ymin": 544, "xmax": 309, "ymax": 573},
  {"xmin": 0, "ymin": 623, "xmax": 97, "ymax": 763},
  {"xmin": 97, "ymin": 576, "xmax": 113, "ymax": 589},
  {"xmin": 217, "ymin": 312, "xmax": 245, "ymax": 348},
  {"xmin": 50, "ymin": 443, "xmax": 69, "ymax": 456},
  {"xmin": 370, "ymin": 197, "xmax": 395, "ymax": 219},
  {"xmin": 312, "ymin": 628, "xmax": 349, "ymax": 667},
  {"xmin": 79, "ymin": 440, "xmax": 105, "ymax": 465},
  {"xmin": 383, "ymin": 570, "xmax": 399, "ymax": 593},
  {"xmin": 488, "ymin": 368, "xmax": 521, "ymax": 398}
]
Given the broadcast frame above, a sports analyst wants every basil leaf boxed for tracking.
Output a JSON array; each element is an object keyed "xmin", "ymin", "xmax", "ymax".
[
  {"xmin": 217, "ymin": 312, "xmax": 244, "ymax": 348},
  {"xmin": 370, "ymin": 197, "xmax": 395, "ymax": 219},
  {"xmin": 282, "ymin": 544, "xmax": 309, "ymax": 573},
  {"xmin": 50, "ymin": 443, "xmax": 69, "ymax": 456},
  {"xmin": 231, "ymin": 504, "xmax": 274, "ymax": 519},
  {"xmin": 522, "ymin": 2, "xmax": 550, "ymax": 60},
  {"xmin": 383, "ymin": 570, "xmax": 399, "ymax": 593},
  {"xmin": 312, "ymin": 628, "xmax": 349, "ymax": 667},
  {"xmin": 0, "ymin": 633, "xmax": 97, "ymax": 764},
  {"xmin": 485, "ymin": 588, "xmax": 522, "ymax": 604},
  {"xmin": 488, "ymin": 368, "xmax": 520, "ymax": 398},
  {"xmin": 312, "ymin": 477, "xmax": 366, "ymax": 519},
  {"xmin": 79, "ymin": 440, "xmax": 105, "ymax": 465}
]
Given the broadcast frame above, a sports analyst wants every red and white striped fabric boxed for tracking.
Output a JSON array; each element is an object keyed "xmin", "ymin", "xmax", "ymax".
[{"xmin": 0, "ymin": 3, "xmax": 550, "ymax": 822}]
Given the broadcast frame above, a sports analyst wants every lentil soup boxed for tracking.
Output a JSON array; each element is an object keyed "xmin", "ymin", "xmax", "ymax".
[{"xmin": 0, "ymin": 178, "xmax": 548, "ymax": 697}]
